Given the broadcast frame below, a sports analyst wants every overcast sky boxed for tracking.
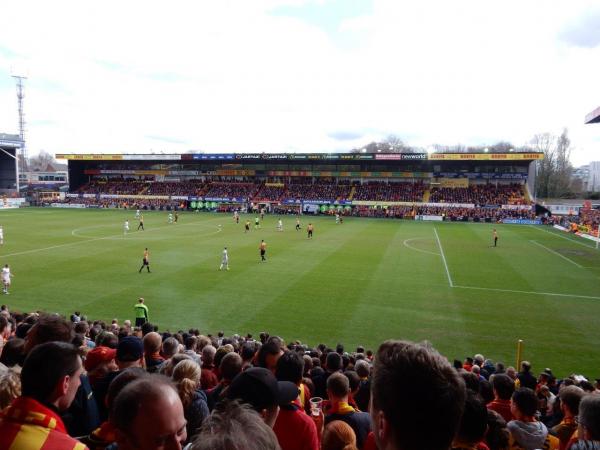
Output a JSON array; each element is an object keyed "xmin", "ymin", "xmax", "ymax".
[{"xmin": 0, "ymin": 0, "xmax": 599, "ymax": 165}]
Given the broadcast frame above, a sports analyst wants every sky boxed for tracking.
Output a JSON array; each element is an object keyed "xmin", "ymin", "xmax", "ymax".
[{"xmin": 0, "ymin": 0, "xmax": 599, "ymax": 166}]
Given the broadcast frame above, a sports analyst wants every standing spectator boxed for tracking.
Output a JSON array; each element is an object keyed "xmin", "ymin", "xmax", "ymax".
[
  {"xmin": 322, "ymin": 420, "xmax": 359, "ymax": 450},
  {"xmin": 324, "ymin": 372, "xmax": 371, "ymax": 449},
  {"xmin": 143, "ymin": 331, "xmax": 165, "ymax": 373},
  {"xmin": 507, "ymin": 388, "xmax": 558, "ymax": 450},
  {"xmin": 451, "ymin": 391, "xmax": 488, "ymax": 450},
  {"xmin": 0, "ymin": 342, "xmax": 88, "ymax": 450},
  {"xmin": 313, "ymin": 352, "xmax": 343, "ymax": 399},
  {"xmin": 353, "ymin": 359, "xmax": 371, "ymax": 413},
  {"xmin": 487, "ymin": 373, "xmax": 515, "ymax": 422},
  {"xmin": 200, "ymin": 345, "xmax": 219, "ymax": 389},
  {"xmin": 551, "ymin": 386, "xmax": 584, "ymax": 450},
  {"xmin": 172, "ymin": 359, "xmax": 209, "ymax": 442},
  {"xmin": 206, "ymin": 352, "xmax": 243, "ymax": 411},
  {"xmin": 569, "ymin": 395, "xmax": 600, "ymax": 450},
  {"xmin": 517, "ymin": 361, "xmax": 537, "ymax": 390},
  {"xmin": 369, "ymin": 340, "xmax": 466, "ymax": 450},
  {"xmin": 112, "ymin": 375, "xmax": 187, "ymax": 450}
]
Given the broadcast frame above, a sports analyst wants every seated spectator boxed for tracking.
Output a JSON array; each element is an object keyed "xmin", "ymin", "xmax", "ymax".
[
  {"xmin": 226, "ymin": 366, "xmax": 299, "ymax": 428},
  {"xmin": 172, "ymin": 359, "xmax": 209, "ymax": 442},
  {"xmin": 322, "ymin": 420, "xmax": 359, "ymax": 450},
  {"xmin": 550, "ymin": 386, "xmax": 584, "ymax": 450},
  {"xmin": 507, "ymin": 387, "xmax": 558, "ymax": 450},
  {"xmin": 190, "ymin": 400, "xmax": 280, "ymax": 450},
  {"xmin": 111, "ymin": 375, "xmax": 187, "ymax": 450},
  {"xmin": 273, "ymin": 351, "xmax": 319, "ymax": 450},
  {"xmin": 451, "ymin": 390, "xmax": 488, "ymax": 450},
  {"xmin": 370, "ymin": 340, "xmax": 466, "ymax": 450},
  {"xmin": 324, "ymin": 372, "xmax": 371, "ymax": 449},
  {"xmin": 144, "ymin": 331, "xmax": 165, "ymax": 373},
  {"xmin": 569, "ymin": 394, "xmax": 600, "ymax": 450},
  {"xmin": 487, "ymin": 373, "xmax": 515, "ymax": 422},
  {"xmin": 0, "ymin": 342, "xmax": 87, "ymax": 449}
]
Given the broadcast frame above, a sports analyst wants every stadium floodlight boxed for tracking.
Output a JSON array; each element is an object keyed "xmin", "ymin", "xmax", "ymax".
[{"xmin": 484, "ymin": 147, "xmax": 489, "ymax": 153}]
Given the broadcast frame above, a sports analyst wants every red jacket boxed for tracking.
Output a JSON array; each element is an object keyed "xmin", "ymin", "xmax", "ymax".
[
  {"xmin": 0, "ymin": 396, "xmax": 88, "ymax": 450},
  {"xmin": 274, "ymin": 403, "xmax": 319, "ymax": 450}
]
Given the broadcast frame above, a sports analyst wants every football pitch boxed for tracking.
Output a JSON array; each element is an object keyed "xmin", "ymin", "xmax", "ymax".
[{"xmin": 2, "ymin": 208, "xmax": 600, "ymax": 375}]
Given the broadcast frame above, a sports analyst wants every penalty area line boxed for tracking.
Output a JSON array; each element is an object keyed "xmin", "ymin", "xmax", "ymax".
[
  {"xmin": 453, "ymin": 285, "xmax": 600, "ymax": 300},
  {"xmin": 434, "ymin": 226, "xmax": 454, "ymax": 287},
  {"xmin": 529, "ymin": 240, "xmax": 584, "ymax": 269}
]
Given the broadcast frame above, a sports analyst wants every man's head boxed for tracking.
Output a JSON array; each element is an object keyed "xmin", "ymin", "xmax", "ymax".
[
  {"xmin": 256, "ymin": 339, "xmax": 283, "ymax": 373},
  {"xmin": 326, "ymin": 351, "xmax": 343, "ymax": 373},
  {"xmin": 21, "ymin": 341, "xmax": 83, "ymax": 411},
  {"xmin": 327, "ymin": 372, "xmax": 350, "ymax": 401},
  {"xmin": 355, "ymin": 359, "xmax": 370, "ymax": 378},
  {"xmin": 144, "ymin": 332, "xmax": 163, "ymax": 355},
  {"xmin": 491, "ymin": 373, "xmax": 515, "ymax": 401},
  {"xmin": 578, "ymin": 394, "xmax": 600, "ymax": 441},
  {"xmin": 454, "ymin": 391, "xmax": 488, "ymax": 446},
  {"xmin": 510, "ymin": 388, "xmax": 537, "ymax": 419},
  {"xmin": 190, "ymin": 400, "xmax": 279, "ymax": 450},
  {"xmin": 370, "ymin": 340, "xmax": 466, "ymax": 450},
  {"xmin": 202, "ymin": 345, "xmax": 216, "ymax": 365},
  {"xmin": 226, "ymin": 367, "xmax": 298, "ymax": 427},
  {"xmin": 139, "ymin": 297, "xmax": 144, "ymax": 304},
  {"xmin": 275, "ymin": 351, "xmax": 304, "ymax": 386},
  {"xmin": 162, "ymin": 337, "xmax": 180, "ymax": 359},
  {"xmin": 24, "ymin": 314, "xmax": 74, "ymax": 354},
  {"xmin": 85, "ymin": 346, "xmax": 118, "ymax": 377},
  {"xmin": 220, "ymin": 352, "xmax": 243, "ymax": 383},
  {"xmin": 116, "ymin": 336, "xmax": 144, "ymax": 369},
  {"xmin": 558, "ymin": 385, "xmax": 584, "ymax": 418},
  {"xmin": 112, "ymin": 375, "xmax": 187, "ymax": 450}
]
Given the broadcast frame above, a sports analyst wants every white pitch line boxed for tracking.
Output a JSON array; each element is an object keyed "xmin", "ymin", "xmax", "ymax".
[
  {"xmin": 529, "ymin": 225, "xmax": 597, "ymax": 249},
  {"xmin": 434, "ymin": 226, "xmax": 454, "ymax": 287},
  {"xmin": 453, "ymin": 285, "xmax": 600, "ymax": 300},
  {"xmin": 403, "ymin": 238, "xmax": 440, "ymax": 256},
  {"xmin": 530, "ymin": 240, "xmax": 584, "ymax": 269}
]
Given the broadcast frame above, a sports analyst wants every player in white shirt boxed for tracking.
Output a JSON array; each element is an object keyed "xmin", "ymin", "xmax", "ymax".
[
  {"xmin": 135, "ymin": 209, "xmax": 140, "ymax": 219},
  {"xmin": 277, "ymin": 219, "xmax": 283, "ymax": 232},
  {"xmin": 219, "ymin": 247, "xmax": 229, "ymax": 271},
  {"xmin": 335, "ymin": 213, "xmax": 340, "ymax": 224},
  {"xmin": 2, "ymin": 264, "xmax": 12, "ymax": 294},
  {"xmin": 168, "ymin": 213, "xmax": 174, "ymax": 224},
  {"xmin": 0, "ymin": 225, "xmax": 4, "ymax": 245},
  {"xmin": 124, "ymin": 220, "xmax": 130, "ymax": 236}
]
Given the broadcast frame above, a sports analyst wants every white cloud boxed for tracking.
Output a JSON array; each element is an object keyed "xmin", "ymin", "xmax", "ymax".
[{"xmin": 0, "ymin": 0, "xmax": 598, "ymax": 165}]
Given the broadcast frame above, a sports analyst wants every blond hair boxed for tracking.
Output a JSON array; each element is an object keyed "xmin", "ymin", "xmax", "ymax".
[
  {"xmin": 0, "ymin": 368, "xmax": 22, "ymax": 409},
  {"xmin": 322, "ymin": 420, "xmax": 358, "ymax": 450},
  {"xmin": 172, "ymin": 359, "xmax": 201, "ymax": 408}
]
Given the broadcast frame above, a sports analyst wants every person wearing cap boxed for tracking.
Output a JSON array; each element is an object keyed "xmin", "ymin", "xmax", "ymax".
[
  {"xmin": 91, "ymin": 336, "xmax": 144, "ymax": 422},
  {"xmin": 274, "ymin": 351, "xmax": 319, "ymax": 450},
  {"xmin": 84, "ymin": 346, "xmax": 118, "ymax": 388},
  {"xmin": 226, "ymin": 366, "xmax": 299, "ymax": 428}
]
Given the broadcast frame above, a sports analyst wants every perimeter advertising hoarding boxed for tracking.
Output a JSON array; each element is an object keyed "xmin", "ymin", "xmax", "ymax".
[{"xmin": 428, "ymin": 153, "xmax": 543, "ymax": 160}]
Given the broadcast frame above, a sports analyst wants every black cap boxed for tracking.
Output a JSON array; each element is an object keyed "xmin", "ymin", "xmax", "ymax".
[
  {"xmin": 226, "ymin": 367, "xmax": 299, "ymax": 411},
  {"xmin": 116, "ymin": 336, "xmax": 144, "ymax": 362}
]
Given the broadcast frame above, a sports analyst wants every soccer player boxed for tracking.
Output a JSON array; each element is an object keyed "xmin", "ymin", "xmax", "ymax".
[
  {"xmin": 277, "ymin": 219, "xmax": 283, "ymax": 232},
  {"xmin": 295, "ymin": 217, "xmax": 301, "ymax": 231},
  {"xmin": 139, "ymin": 248, "xmax": 151, "ymax": 273},
  {"xmin": 137, "ymin": 214, "xmax": 145, "ymax": 231},
  {"xmin": 260, "ymin": 240, "xmax": 267, "ymax": 262},
  {"xmin": 2, "ymin": 264, "xmax": 12, "ymax": 295},
  {"xmin": 168, "ymin": 213, "xmax": 174, "ymax": 224},
  {"xmin": 245, "ymin": 220, "xmax": 250, "ymax": 233},
  {"xmin": 219, "ymin": 247, "xmax": 230, "ymax": 271},
  {"xmin": 335, "ymin": 213, "xmax": 340, "ymax": 224},
  {"xmin": 307, "ymin": 223, "xmax": 314, "ymax": 239},
  {"xmin": 124, "ymin": 220, "xmax": 130, "ymax": 236},
  {"xmin": 135, "ymin": 209, "xmax": 140, "ymax": 219},
  {"xmin": 255, "ymin": 216, "xmax": 260, "ymax": 229},
  {"xmin": 234, "ymin": 210, "xmax": 239, "ymax": 223},
  {"xmin": 0, "ymin": 225, "xmax": 4, "ymax": 245},
  {"xmin": 260, "ymin": 209, "xmax": 265, "ymax": 221},
  {"xmin": 134, "ymin": 297, "xmax": 149, "ymax": 326},
  {"xmin": 493, "ymin": 229, "xmax": 498, "ymax": 247},
  {"xmin": 174, "ymin": 211, "xmax": 179, "ymax": 223}
]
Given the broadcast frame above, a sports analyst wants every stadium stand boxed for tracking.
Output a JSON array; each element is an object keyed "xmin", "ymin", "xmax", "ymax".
[{"xmin": 0, "ymin": 307, "xmax": 598, "ymax": 450}]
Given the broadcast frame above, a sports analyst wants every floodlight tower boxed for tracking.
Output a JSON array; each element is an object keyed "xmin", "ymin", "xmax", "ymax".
[{"xmin": 12, "ymin": 74, "xmax": 27, "ymax": 172}]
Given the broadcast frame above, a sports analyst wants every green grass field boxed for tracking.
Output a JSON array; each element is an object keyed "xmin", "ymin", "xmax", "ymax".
[{"xmin": 2, "ymin": 208, "xmax": 600, "ymax": 376}]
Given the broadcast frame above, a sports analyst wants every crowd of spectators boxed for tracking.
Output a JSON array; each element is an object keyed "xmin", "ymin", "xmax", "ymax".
[
  {"xmin": 429, "ymin": 184, "xmax": 528, "ymax": 206},
  {"xmin": 1, "ymin": 305, "xmax": 599, "ymax": 450},
  {"xmin": 284, "ymin": 182, "xmax": 353, "ymax": 203},
  {"xmin": 203, "ymin": 182, "xmax": 258, "ymax": 199},
  {"xmin": 352, "ymin": 182, "xmax": 426, "ymax": 202},
  {"xmin": 580, "ymin": 209, "xmax": 600, "ymax": 235}
]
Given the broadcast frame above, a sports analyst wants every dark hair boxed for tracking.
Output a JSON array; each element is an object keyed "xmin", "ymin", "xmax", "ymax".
[
  {"xmin": 326, "ymin": 352, "xmax": 342, "ymax": 372},
  {"xmin": 491, "ymin": 374, "xmax": 515, "ymax": 400},
  {"xmin": 106, "ymin": 367, "xmax": 148, "ymax": 413},
  {"xmin": 256, "ymin": 339, "xmax": 282, "ymax": 368},
  {"xmin": 275, "ymin": 351, "xmax": 304, "ymax": 384},
  {"xmin": 461, "ymin": 371, "xmax": 480, "ymax": 392},
  {"xmin": 25, "ymin": 315, "xmax": 74, "ymax": 352},
  {"xmin": 485, "ymin": 409, "xmax": 509, "ymax": 450},
  {"xmin": 185, "ymin": 336, "xmax": 197, "ymax": 351},
  {"xmin": 512, "ymin": 388, "xmax": 538, "ymax": 417},
  {"xmin": 479, "ymin": 379, "xmax": 494, "ymax": 405},
  {"xmin": 220, "ymin": 352, "xmax": 243, "ymax": 382},
  {"xmin": 21, "ymin": 341, "xmax": 81, "ymax": 402},
  {"xmin": 579, "ymin": 394, "xmax": 600, "ymax": 440},
  {"xmin": 372, "ymin": 340, "xmax": 466, "ymax": 450},
  {"xmin": 327, "ymin": 372, "xmax": 350, "ymax": 398},
  {"xmin": 141, "ymin": 322, "xmax": 154, "ymax": 336},
  {"xmin": 0, "ymin": 315, "xmax": 8, "ymax": 334},
  {"xmin": 456, "ymin": 391, "xmax": 488, "ymax": 444},
  {"xmin": 241, "ymin": 342, "xmax": 256, "ymax": 361},
  {"xmin": 0, "ymin": 337, "xmax": 25, "ymax": 367},
  {"xmin": 335, "ymin": 343, "xmax": 344, "ymax": 355},
  {"xmin": 96, "ymin": 331, "xmax": 118, "ymax": 349},
  {"xmin": 344, "ymin": 370, "xmax": 361, "ymax": 393},
  {"xmin": 559, "ymin": 386, "xmax": 584, "ymax": 415}
]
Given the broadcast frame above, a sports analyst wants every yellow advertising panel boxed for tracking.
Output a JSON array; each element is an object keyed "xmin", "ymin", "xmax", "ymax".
[{"xmin": 439, "ymin": 178, "xmax": 469, "ymax": 188}]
